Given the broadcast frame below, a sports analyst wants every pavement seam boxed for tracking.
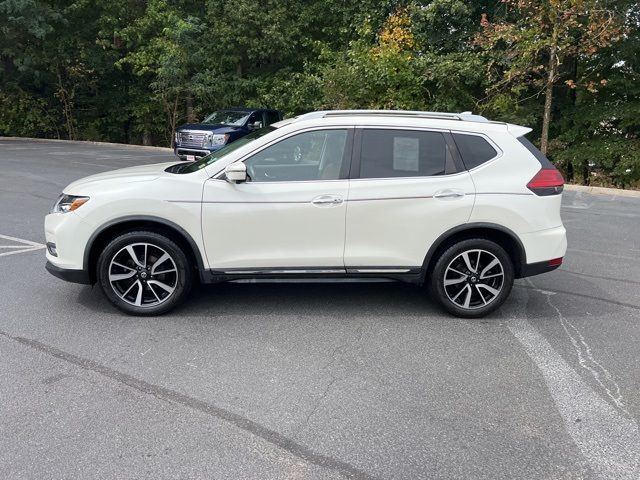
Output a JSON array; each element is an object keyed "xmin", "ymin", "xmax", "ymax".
[
  {"xmin": 0, "ymin": 329, "xmax": 378, "ymax": 480},
  {"xmin": 514, "ymin": 284, "xmax": 640, "ymax": 311}
]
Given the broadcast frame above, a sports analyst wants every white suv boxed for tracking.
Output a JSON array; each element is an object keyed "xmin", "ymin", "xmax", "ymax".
[{"xmin": 45, "ymin": 110, "xmax": 566, "ymax": 318}]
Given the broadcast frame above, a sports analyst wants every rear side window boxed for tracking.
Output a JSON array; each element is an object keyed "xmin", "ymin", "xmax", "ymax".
[
  {"xmin": 452, "ymin": 133, "xmax": 497, "ymax": 170},
  {"xmin": 517, "ymin": 136, "xmax": 554, "ymax": 168},
  {"xmin": 360, "ymin": 129, "xmax": 451, "ymax": 179}
]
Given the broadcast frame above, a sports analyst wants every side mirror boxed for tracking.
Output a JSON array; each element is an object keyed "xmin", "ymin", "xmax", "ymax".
[
  {"xmin": 249, "ymin": 121, "xmax": 263, "ymax": 130},
  {"xmin": 225, "ymin": 163, "xmax": 247, "ymax": 183}
]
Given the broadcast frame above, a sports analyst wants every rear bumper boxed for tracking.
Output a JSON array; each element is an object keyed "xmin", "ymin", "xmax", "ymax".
[
  {"xmin": 45, "ymin": 261, "xmax": 91, "ymax": 284},
  {"xmin": 519, "ymin": 225, "xmax": 567, "ymax": 264},
  {"xmin": 519, "ymin": 260, "xmax": 561, "ymax": 278}
]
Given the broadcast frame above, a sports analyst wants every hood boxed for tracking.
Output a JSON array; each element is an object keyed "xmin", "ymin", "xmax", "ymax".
[
  {"xmin": 65, "ymin": 161, "xmax": 179, "ymax": 192},
  {"xmin": 177, "ymin": 123, "xmax": 242, "ymax": 134}
]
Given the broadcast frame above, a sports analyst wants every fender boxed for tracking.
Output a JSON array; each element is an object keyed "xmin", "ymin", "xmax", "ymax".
[
  {"xmin": 420, "ymin": 222, "xmax": 527, "ymax": 280},
  {"xmin": 83, "ymin": 215, "xmax": 207, "ymax": 282}
]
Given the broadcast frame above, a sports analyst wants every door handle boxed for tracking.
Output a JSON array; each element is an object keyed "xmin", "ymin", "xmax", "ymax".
[
  {"xmin": 311, "ymin": 195, "xmax": 343, "ymax": 206},
  {"xmin": 434, "ymin": 189, "xmax": 465, "ymax": 199}
]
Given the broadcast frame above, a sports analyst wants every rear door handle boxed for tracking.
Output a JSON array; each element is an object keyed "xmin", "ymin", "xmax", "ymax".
[
  {"xmin": 434, "ymin": 189, "xmax": 465, "ymax": 199},
  {"xmin": 311, "ymin": 195, "xmax": 343, "ymax": 206}
]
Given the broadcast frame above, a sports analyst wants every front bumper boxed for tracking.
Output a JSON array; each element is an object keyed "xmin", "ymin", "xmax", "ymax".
[
  {"xmin": 174, "ymin": 144, "xmax": 224, "ymax": 158},
  {"xmin": 45, "ymin": 261, "xmax": 91, "ymax": 284},
  {"xmin": 45, "ymin": 211, "xmax": 94, "ymax": 272}
]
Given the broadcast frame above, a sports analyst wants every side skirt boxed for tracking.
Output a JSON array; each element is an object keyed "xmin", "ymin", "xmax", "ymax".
[{"xmin": 202, "ymin": 267, "xmax": 423, "ymax": 285}]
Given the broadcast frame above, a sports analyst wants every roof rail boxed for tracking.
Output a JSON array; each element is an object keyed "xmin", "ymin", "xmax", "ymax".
[{"xmin": 293, "ymin": 110, "xmax": 489, "ymax": 123}]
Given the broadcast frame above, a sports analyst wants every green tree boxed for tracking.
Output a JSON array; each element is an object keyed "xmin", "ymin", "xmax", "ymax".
[{"xmin": 474, "ymin": 0, "xmax": 624, "ymax": 154}]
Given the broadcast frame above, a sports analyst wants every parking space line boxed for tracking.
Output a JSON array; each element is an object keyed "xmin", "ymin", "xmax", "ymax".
[
  {"xmin": 508, "ymin": 291, "xmax": 640, "ymax": 479},
  {"xmin": 0, "ymin": 234, "xmax": 45, "ymax": 257}
]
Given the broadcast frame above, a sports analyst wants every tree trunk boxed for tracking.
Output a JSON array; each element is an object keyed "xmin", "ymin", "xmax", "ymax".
[
  {"xmin": 540, "ymin": 43, "xmax": 556, "ymax": 155},
  {"xmin": 56, "ymin": 69, "xmax": 76, "ymax": 141},
  {"xmin": 142, "ymin": 129, "xmax": 152, "ymax": 146},
  {"xmin": 186, "ymin": 95, "xmax": 195, "ymax": 122}
]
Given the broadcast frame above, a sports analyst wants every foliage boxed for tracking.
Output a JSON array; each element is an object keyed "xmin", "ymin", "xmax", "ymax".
[
  {"xmin": 0, "ymin": 0, "xmax": 638, "ymax": 187},
  {"xmin": 473, "ymin": 0, "xmax": 624, "ymax": 153}
]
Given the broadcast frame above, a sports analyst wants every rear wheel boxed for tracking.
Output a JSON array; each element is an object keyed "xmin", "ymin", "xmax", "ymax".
[
  {"xmin": 97, "ymin": 231, "xmax": 192, "ymax": 315},
  {"xmin": 430, "ymin": 238, "xmax": 514, "ymax": 318}
]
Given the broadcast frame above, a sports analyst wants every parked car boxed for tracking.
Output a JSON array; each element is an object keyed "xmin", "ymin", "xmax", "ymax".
[
  {"xmin": 45, "ymin": 110, "xmax": 566, "ymax": 317},
  {"xmin": 174, "ymin": 108, "xmax": 282, "ymax": 161}
]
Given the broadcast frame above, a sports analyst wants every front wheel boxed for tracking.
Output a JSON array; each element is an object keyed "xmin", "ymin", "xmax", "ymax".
[
  {"xmin": 430, "ymin": 238, "xmax": 514, "ymax": 318},
  {"xmin": 97, "ymin": 231, "xmax": 192, "ymax": 315}
]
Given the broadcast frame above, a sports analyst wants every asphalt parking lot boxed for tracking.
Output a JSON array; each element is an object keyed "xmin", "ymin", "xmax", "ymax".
[{"xmin": 1, "ymin": 137, "xmax": 639, "ymax": 479}]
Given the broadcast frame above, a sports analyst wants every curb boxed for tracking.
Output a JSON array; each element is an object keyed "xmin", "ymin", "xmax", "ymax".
[
  {"xmin": 0, "ymin": 136, "xmax": 172, "ymax": 152},
  {"xmin": 564, "ymin": 184, "xmax": 640, "ymax": 198}
]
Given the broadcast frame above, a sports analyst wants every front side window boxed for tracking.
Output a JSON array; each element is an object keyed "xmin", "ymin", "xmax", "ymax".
[
  {"xmin": 359, "ymin": 129, "xmax": 451, "ymax": 179},
  {"xmin": 247, "ymin": 112, "xmax": 264, "ymax": 129},
  {"xmin": 244, "ymin": 129, "xmax": 350, "ymax": 182}
]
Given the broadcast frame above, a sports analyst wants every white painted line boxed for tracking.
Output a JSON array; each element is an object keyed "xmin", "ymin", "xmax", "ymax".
[
  {"xmin": 526, "ymin": 279, "xmax": 628, "ymax": 412},
  {"xmin": 0, "ymin": 233, "xmax": 45, "ymax": 248},
  {"xmin": 508, "ymin": 289, "xmax": 640, "ymax": 479},
  {"xmin": 0, "ymin": 247, "xmax": 45, "ymax": 257},
  {"xmin": 0, "ymin": 234, "xmax": 46, "ymax": 257}
]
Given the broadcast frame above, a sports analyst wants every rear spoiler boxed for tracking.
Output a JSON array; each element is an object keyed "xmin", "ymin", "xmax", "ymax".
[{"xmin": 507, "ymin": 124, "xmax": 532, "ymax": 138}]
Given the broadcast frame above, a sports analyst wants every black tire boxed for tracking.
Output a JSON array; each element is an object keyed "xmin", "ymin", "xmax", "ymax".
[
  {"xmin": 430, "ymin": 238, "xmax": 514, "ymax": 318},
  {"xmin": 97, "ymin": 230, "xmax": 192, "ymax": 316}
]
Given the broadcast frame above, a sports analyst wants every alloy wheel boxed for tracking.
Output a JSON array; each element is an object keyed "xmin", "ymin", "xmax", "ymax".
[
  {"xmin": 108, "ymin": 242, "xmax": 178, "ymax": 308},
  {"xmin": 443, "ymin": 249, "xmax": 504, "ymax": 310}
]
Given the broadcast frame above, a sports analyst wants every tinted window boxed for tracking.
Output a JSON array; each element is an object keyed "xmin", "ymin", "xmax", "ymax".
[
  {"xmin": 452, "ymin": 133, "xmax": 497, "ymax": 170},
  {"xmin": 248, "ymin": 112, "xmax": 264, "ymax": 129},
  {"xmin": 360, "ymin": 129, "xmax": 448, "ymax": 179},
  {"xmin": 517, "ymin": 136, "xmax": 554, "ymax": 168},
  {"xmin": 244, "ymin": 129, "xmax": 349, "ymax": 182},
  {"xmin": 202, "ymin": 110, "xmax": 249, "ymax": 126},
  {"xmin": 265, "ymin": 111, "xmax": 280, "ymax": 125}
]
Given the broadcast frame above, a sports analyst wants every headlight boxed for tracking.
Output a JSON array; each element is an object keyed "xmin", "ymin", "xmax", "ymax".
[
  {"xmin": 175, "ymin": 131, "xmax": 180, "ymax": 143},
  {"xmin": 206, "ymin": 134, "xmax": 228, "ymax": 147},
  {"xmin": 51, "ymin": 194, "xmax": 90, "ymax": 214}
]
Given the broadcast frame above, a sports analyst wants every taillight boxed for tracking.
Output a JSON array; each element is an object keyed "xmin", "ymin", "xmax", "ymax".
[{"xmin": 527, "ymin": 168, "xmax": 564, "ymax": 196}]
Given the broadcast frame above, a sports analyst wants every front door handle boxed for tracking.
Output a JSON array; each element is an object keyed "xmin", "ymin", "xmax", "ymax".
[
  {"xmin": 434, "ymin": 189, "xmax": 466, "ymax": 199},
  {"xmin": 311, "ymin": 195, "xmax": 343, "ymax": 206}
]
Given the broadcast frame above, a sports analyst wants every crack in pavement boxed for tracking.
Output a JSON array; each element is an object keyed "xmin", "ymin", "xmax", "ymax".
[
  {"xmin": 0, "ymin": 329, "xmax": 378, "ymax": 480},
  {"xmin": 296, "ymin": 321, "xmax": 367, "ymax": 437},
  {"xmin": 526, "ymin": 279, "xmax": 629, "ymax": 415},
  {"xmin": 506, "ymin": 289, "xmax": 640, "ymax": 479}
]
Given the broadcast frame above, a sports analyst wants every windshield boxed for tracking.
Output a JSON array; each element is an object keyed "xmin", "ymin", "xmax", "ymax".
[
  {"xmin": 177, "ymin": 126, "xmax": 277, "ymax": 174},
  {"xmin": 202, "ymin": 110, "xmax": 251, "ymax": 126}
]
